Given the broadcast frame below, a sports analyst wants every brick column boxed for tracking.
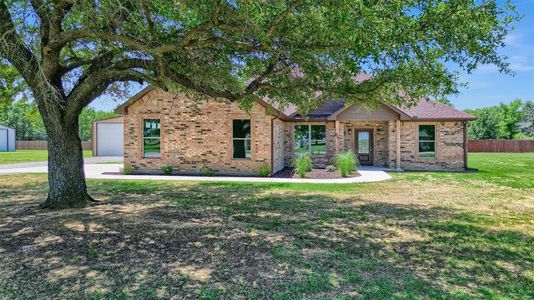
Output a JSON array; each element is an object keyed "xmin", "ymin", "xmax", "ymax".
[{"xmin": 396, "ymin": 120, "xmax": 401, "ymax": 170}]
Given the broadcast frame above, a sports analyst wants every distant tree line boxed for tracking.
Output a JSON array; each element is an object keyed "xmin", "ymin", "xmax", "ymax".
[
  {"xmin": 465, "ymin": 100, "xmax": 534, "ymax": 140},
  {"xmin": 0, "ymin": 100, "xmax": 116, "ymax": 141},
  {"xmin": 1, "ymin": 61, "xmax": 118, "ymax": 141}
]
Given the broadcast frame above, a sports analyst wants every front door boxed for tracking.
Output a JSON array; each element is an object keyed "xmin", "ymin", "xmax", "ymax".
[{"xmin": 355, "ymin": 129, "xmax": 373, "ymax": 165}]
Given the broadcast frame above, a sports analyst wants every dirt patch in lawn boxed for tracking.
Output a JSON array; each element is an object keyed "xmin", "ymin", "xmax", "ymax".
[{"xmin": 273, "ymin": 167, "xmax": 360, "ymax": 179}]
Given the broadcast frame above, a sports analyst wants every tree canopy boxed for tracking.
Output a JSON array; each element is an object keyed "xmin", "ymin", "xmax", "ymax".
[
  {"xmin": 1, "ymin": 0, "xmax": 518, "ymax": 112},
  {"xmin": 0, "ymin": 0, "xmax": 519, "ymax": 208}
]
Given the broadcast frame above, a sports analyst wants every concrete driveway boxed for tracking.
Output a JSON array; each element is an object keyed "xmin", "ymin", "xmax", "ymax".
[
  {"xmin": 0, "ymin": 156, "xmax": 123, "ymax": 170},
  {"xmin": 0, "ymin": 163, "xmax": 393, "ymax": 183}
]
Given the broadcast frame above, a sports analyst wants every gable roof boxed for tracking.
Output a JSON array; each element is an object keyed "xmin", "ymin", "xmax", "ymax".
[
  {"xmin": 115, "ymin": 86, "xmax": 155, "ymax": 114},
  {"xmin": 116, "ymin": 86, "xmax": 475, "ymax": 121}
]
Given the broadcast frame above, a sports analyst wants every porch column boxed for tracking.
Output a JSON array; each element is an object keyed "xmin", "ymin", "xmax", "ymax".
[
  {"xmin": 335, "ymin": 120, "xmax": 340, "ymax": 154},
  {"xmin": 463, "ymin": 121, "xmax": 468, "ymax": 170},
  {"xmin": 396, "ymin": 120, "xmax": 401, "ymax": 170}
]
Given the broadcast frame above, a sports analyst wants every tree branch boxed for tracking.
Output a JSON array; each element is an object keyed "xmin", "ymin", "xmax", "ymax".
[
  {"xmin": 245, "ymin": 59, "xmax": 279, "ymax": 94},
  {"xmin": 29, "ymin": 0, "xmax": 50, "ymax": 46},
  {"xmin": 0, "ymin": 0, "xmax": 40, "ymax": 87},
  {"xmin": 66, "ymin": 67, "xmax": 148, "ymax": 118},
  {"xmin": 267, "ymin": 0, "xmax": 305, "ymax": 36}
]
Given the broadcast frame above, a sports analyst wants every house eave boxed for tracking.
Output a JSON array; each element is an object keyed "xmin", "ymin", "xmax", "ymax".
[{"xmin": 402, "ymin": 117, "xmax": 477, "ymax": 122}]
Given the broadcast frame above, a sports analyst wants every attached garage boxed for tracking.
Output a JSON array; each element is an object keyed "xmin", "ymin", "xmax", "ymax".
[
  {"xmin": 0, "ymin": 125, "xmax": 16, "ymax": 152},
  {"xmin": 92, "ymin": 116, "xmax": 124, "ymax": 156}
]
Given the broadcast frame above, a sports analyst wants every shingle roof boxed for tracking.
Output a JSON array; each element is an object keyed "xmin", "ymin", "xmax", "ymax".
[
  {"xmin": 117, "ymin": 86, "xmax": 475, "ymax": 121},
  {"xmin": 395, "ymin": 99, "xmax": 476, "ymax": 120},
  {"xmin": 261, "ymin": 98, "xmax": 298, "ymax": 117},
  {"xmin": 292, "ymin": 98, "xmax": 475, "ymax": 121},
  {"xmin": 292, "ymin": 100, "xmax": 345, "ymax": 119}
]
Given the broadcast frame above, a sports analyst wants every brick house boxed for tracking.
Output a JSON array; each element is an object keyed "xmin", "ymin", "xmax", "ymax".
[{"xmin": 116, "ymin": 86, "xmax": 476, "ymax": 175}]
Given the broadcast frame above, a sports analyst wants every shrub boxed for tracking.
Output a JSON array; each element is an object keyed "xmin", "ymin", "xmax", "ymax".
[
  {"xmin": 336, "ymin": 151, "xmax": 357, "ymax": 177},
  {"xmin": 161, "ymin": 165, "xmax": 173, "ymax": 175},
  {"xmin": 258, "ymin": 166, "xmax": 271, "ymax": 177},
  {"xmin": 326, "ymin": 165, "xmax": 337, "ymax": 172},
  {"xmin": 201, "ymin": 165, "xmax": 214, "ymax": 176},
  {"xmin": 294, "ymin": 152, "xmax": 313, "ymax": 178},
  {"xmin": 121, "ymin": 164, "xmax": 133, "ymax": 175}
]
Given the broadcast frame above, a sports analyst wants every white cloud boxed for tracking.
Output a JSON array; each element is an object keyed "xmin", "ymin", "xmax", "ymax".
[
  {"xmin": 504, "ymin": 33, "xmax": 523, "ymax": 48},
  {"xmin": 509, "ymin": 55, "xmax": 534, "ymax": 71}
]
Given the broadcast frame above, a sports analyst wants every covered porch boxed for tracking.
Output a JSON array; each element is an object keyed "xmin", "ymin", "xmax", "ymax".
[
  {"xmin": 329, "ymin": 102, "xmax": 404, "ymax": 169},
  {"xmin": 333, "ymin": 120, "xmax": 401, "ymax": 169},
  {"xmin": 287, "ymin": 102, "xmax": 404, "ymax": 169}
]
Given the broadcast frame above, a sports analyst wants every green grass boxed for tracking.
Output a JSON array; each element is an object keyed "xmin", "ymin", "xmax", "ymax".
[
  {"xmin": 399, "ymin": 152, "xmax": 534, "ymax": 189},
  {"xmin": 0, "ymin": 150, "xmax": 92, "ymax": 164},
  {"xmin": 0, "ymin": 153, "xmax": 532, "ymax": 299}
]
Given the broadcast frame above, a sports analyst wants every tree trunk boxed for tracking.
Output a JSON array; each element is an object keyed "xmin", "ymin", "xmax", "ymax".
[{"xmin": 41, "ymin": 116, "xmax": 93, "ymax": 209}]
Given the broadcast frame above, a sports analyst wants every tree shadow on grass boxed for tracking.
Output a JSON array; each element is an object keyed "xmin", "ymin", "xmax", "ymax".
[{"xmin": 0, "ymin": 180, "xmax": 532, "ymax": 299}]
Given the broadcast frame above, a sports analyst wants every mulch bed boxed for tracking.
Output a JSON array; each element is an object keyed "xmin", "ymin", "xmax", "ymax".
[
  {"xmin": 104, "ymin": 168, "xmax": 360, "ymax": 179},
  {"xmin": 272, "ymin": 167, "xmax": 360, "ymax": 179}
]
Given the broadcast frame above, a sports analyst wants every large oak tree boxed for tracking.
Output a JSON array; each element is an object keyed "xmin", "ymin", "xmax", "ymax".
[{"xmin": 0, "ymin": 0, "xmax": 517, "ymax": 208}]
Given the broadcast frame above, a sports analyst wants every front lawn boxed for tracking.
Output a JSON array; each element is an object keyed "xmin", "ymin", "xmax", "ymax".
[
  {"xmin": 0, "ymin": 153, "xmax": 532, "ymax": 299},
  {"xmin": 0, "ymin": 150, "xmax": 92, "ymax": 164}
]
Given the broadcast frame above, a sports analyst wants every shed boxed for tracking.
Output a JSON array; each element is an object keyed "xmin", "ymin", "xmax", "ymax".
[
  {"xmin": 0, "ymin": 125, "xmax": 16, "ymax": 152},
  {"xmin": 92, "ymin": 116, "xmax": 124, "ymax": 156}
]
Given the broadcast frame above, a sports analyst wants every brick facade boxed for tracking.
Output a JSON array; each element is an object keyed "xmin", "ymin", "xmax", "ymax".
[
  {"xmin": 397, "ymin": 121, "xmax": 466, "ymax": 171},
  {"xmin": 339, "ymin": 120, "xmax": 466, "ymax": 170},
  {"xmin": 122, "ymin": 88, "xmax": 467, "ymax": 174},
  {"xmin": 124, "ymin": 89, "xmax": 275, "ymax": 175}
]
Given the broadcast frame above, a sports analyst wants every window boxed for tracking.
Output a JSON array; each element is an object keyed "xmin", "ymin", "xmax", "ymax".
[
  {"xmin": 294, "ymin": 125, "xmax": 309, "ymax": 155},
  {"xmin": 310, "ymin": 125, "xmax": 326, "ymax": 156},
  {"xmin": 294, "ymin": 124, "xmax": 326, "ymax": 156},
  {"xmin": 233, "ymin": 120, "xmax": 251, "ymax": 159},
  {"xmin": 418, "ymin": 125, "xmax": 436, "ymax": 158},
  {"xmin": 143, "ymin": 119, "xmax": 160, "ymax": 158}
]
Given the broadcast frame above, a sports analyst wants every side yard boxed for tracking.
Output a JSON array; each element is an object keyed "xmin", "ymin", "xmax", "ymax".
[
  {"xmin": 0, "ymin": 150, "xmax": 92, "ymax": 164},
  {"xmin": 0, "ymin": 153, "xmax": 532, "ymax": 299}
]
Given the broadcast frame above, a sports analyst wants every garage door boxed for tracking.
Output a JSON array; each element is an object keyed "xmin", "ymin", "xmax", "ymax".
[{"xmin": 96, "ymin": 123, "xmax": 124, "ymax": 156}]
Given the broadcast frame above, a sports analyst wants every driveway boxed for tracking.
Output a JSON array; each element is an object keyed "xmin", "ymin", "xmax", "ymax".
[
  {"xmin": 0, "ymin": 156, "xmax": 123, "ymax": 170},
  {"xmin": 0, "ymin": 163, "xmax": 392, "ymax": 183}
]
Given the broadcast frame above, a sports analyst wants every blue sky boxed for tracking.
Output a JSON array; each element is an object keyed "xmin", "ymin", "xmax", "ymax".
[
  {"xmin": 90, "ymin": 0, "xmax": 534, "ymax": 112},
  {"xmin": 449, "ymin": 0, "xmax": 534, "ymax": 110}
]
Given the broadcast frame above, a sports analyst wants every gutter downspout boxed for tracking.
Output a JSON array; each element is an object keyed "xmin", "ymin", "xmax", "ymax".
[
  {"xmin": 270, "ymin": 117, "xmax": 276, "ymax": 175},
  {"xmin": 335, "ymin": 120, "xmax": 340, "ymax": 155}
]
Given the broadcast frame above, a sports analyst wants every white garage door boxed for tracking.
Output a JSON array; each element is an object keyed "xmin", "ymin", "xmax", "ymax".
[{"xmin": 96, "ymin": 123, "xmax": 124, "ymax": 156}]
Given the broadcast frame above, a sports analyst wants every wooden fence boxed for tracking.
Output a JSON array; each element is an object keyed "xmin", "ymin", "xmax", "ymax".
[
  {"xmin": 468, "ymin": 140, "xmax": 534, "ymax": 153},
  {"xmin": 16, "ymin": 140, "xmax": 92, "ymax": 151}
]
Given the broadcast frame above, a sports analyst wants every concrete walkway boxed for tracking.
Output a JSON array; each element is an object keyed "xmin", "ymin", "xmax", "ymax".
[
  {"xmin": 0, "ymin": 163, "xmax": 393, "ymax": 183},
  {"xmin": 0, "ymin": 156, "xmax": 123, "ymax": 170}
]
